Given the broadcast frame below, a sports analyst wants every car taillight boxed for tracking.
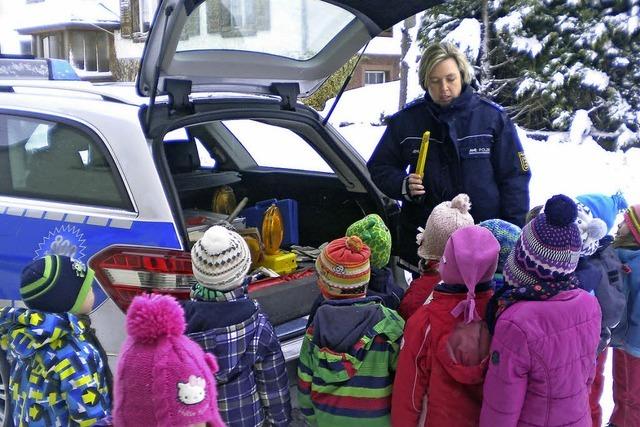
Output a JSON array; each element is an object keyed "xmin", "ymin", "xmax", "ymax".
[{"xmin": 89, "ymin": 246, "xmax": 195, "ymax": 312}]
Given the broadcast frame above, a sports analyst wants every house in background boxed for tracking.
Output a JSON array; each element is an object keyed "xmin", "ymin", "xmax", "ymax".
[
  {"xmin": 8, "ymin": 0, "xmax": 119, "ymax": 81},
  {"xmin": 347, "ymin": 27, "xmax": 402, "ymax": 90}
]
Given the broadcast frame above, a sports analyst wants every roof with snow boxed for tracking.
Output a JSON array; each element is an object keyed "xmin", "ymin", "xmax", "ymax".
[{"xmin": 16, "ymin": 0, "xmax": 119, "ymax": 34}]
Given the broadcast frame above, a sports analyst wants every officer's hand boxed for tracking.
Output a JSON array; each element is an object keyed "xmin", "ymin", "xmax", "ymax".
[{"xmin": 407, "ymin": 173, "xmax": 425, "ymax": 197}]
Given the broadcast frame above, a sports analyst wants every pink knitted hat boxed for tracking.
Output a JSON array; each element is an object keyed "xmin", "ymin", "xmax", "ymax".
[
  {"xmin": 439, "ymin": 225, "xmax": 499, "ymax": 323},
  {"xmin": 113, "ymin": 294, "xmax": 225, "ymax": 427}
]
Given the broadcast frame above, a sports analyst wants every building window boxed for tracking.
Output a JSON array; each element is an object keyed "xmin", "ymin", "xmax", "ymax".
[
  {"xmin": 69, "ymin": 31, "xmax": 110, "ymax": 72},
  {"xmin": 139, "ymin": 0, "xmax": 160, "ymax": 33},
  {"xmin": 41, "ymin": 34, "xmax": 62, "ymax": 59},
  {"xmin": 365, "ymin": 70, "xmax": 386, "ymax": 85},
  {"xmin": 207, "ymin": 0, "xmax": 270, "ymax": 36},
  {"xmin": 20, "ymin": 40, "xmax": 32, "ymax": 55}
]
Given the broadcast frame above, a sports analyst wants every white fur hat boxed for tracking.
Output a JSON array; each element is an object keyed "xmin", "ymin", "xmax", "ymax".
[{"xmin": 191, "ymin": 226, "xmax": 251, "ymax": 291}]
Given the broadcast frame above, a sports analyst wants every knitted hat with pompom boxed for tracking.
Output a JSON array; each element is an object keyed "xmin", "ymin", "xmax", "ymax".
[
  {"xmin": 504, "ymin": 194, "xmax": 582, "ymax": 288},
  {"xmin": 191, "ymin": 225, "xmax": 251, "ymax": 291},
  {"xmin": 315, "ymin": 235, "xmax": 371, "ymax": 299},
  {"xmin": 113, "ymin": 294, "xmax": 225, "ymax": 427},
  {"xmin": 417, "ymin": 193, "xmax": 474, "ymax": 261}
]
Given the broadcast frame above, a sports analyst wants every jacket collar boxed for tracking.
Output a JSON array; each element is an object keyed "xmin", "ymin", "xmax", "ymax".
[{"xmin": 424, "ymin": 85, "xmax": 475, "ymax": 116}]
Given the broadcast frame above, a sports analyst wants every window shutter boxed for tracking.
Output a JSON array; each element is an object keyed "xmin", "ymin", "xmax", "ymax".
[
  {"xmin": 255, "ymin": 0, "xmax": 270, "ymax": 31},
  {"xmin": 207, "ymin": 0, "xmax": 231, "ymax": 33},
  {"xmin": 180, "ymin": 8, "xmax": 201, "ymax": 40},
  {"xmin": 130, "ymin": 0, "xmax": 141, "ymax": 33},
  {"xmin": 120, "ymin": 0, "xmax": 133, "ymax": 37}
]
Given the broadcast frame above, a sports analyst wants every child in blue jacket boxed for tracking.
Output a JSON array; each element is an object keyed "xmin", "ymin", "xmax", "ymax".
[
  {"xmin": 0, "ymin": 255, "xmax": 111, "ymax": 427},
  {"xmin": 609, "ymin": 204, "xmax": 640, "ymax": 427}
]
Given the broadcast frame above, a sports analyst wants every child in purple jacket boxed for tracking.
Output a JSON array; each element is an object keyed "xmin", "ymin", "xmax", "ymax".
[{"xmin": 481, "ymin": 195, "xmax": 601, "ymax": 427}]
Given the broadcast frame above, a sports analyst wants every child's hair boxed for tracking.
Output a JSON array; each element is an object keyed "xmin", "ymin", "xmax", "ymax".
[
  {"xmin": 113, "ymin": 294, "xmax": 224, "ymax": 427},
  {"xmin": 315, "ymin": 235, "xmax": 371, "ymax": 299},
  {"xmin": 613, "ymin": 205, "xmax": 640, "ymax": 248},
  {"xmin": 20, "ymin": 255, "xmax": 94, "ymax": 314},
  {"xmin": 346, "ymin": 214, "xmax": 391, "ymax": 269},
  {"xmin": 417, "ymin": 193, "xmax": 473, "ymax": 261},
  {"xmin": 525, "ymin": 205, "xmax": 543, "ymax": 225}
]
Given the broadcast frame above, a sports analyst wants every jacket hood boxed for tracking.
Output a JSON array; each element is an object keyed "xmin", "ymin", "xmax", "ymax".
[
  {"xmin": 430, "ymin": 290, "xmax": 493, "ymax": 385},
  {"xmin": 617, "ymin": 247, "xmax": 640, "ymax": 264},
  {"xmin": 183, "ymin": 300, "xmax": 261, "ymax": 383},
  {"xmin": 309, "ymin": 298, "xmax": 403, "ymax": 383},
  {"xmin": 0, "ymin": 307, "xmax": 84, "ymax": 360}
]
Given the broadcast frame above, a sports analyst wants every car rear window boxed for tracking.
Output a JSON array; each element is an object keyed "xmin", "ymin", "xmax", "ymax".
[
  {"xmin": 223, "ymin": 119, "xmax": 332, "ymax": 172},
  {"xmin": 177, "ymin": 0, "xmax": 356, "ymax": 61}
]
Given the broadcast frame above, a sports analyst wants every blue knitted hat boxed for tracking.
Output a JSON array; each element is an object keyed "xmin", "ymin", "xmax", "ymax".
[
  {"xmin": 575, "ymin": 192, "xmax": 628, "ymax": 232},
  {"xmin": 479, "ymin": 219, "xmax": 521, "ymax": 273},
  {"xmin": 20, "ymin": 255, "xmax": 95, "ymax": 314},
  {"xmin": 504, "ymin": 195, "xmax": 582, "ymax": 287}
]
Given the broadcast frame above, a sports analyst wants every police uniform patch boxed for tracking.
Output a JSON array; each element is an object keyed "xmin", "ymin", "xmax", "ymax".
[{"xmin": 518, "ymin": 151, "xmax": 529, "ymax": 172}]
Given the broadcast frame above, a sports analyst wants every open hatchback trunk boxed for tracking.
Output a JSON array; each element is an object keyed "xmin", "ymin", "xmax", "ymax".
[{"xmin": 135, "ymin": 0, "xmax": 443, "ymax": 356}]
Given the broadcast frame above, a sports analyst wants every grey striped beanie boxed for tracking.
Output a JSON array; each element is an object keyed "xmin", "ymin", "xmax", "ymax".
[{"xmin": 191, "ymin": 226, "xmax": 251, "ymax": 291}]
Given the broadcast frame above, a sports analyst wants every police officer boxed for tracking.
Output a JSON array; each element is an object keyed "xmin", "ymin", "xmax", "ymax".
[{"xmin": 368, "ymin": 42, "xmax": 531, "ymax": 273}]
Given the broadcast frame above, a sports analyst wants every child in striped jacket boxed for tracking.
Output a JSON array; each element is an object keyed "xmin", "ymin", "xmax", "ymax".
[{"xmin": 297, "ymin": 235, "xmax": 404, "ymax": 426}]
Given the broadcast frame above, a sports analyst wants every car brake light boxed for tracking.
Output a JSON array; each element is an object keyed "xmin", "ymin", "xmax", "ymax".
[{"xmin": 89, "ymin": 246, "xmax": 195, "ymax": 312}]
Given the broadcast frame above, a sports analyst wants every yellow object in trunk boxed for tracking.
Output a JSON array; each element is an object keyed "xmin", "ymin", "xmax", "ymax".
[{"xmin": 262, "ymin": 204, "xmax": 284, "ymax": 255}]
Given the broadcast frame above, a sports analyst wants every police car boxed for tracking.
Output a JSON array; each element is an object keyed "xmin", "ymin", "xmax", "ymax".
[{"xmin": 0, "ymin": 0, "xmax": 443, "ymax": 424}]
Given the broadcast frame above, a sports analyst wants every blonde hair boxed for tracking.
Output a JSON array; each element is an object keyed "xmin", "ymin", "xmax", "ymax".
[{"xmin": 418, "ymin": 42, "xmax": 474, "ymax": 91}]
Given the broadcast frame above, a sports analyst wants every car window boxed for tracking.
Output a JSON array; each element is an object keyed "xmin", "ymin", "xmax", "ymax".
[
  {"xmin": 223, "ymin": 119, "xmax": 332, "ymax": 172},
  {"xmin": 0, "ymin": 114, "xmax": 132, "ymax": 210},
  {"xmin": 164, "ymin": 128, "xmax": 216, "ymax": 168}
]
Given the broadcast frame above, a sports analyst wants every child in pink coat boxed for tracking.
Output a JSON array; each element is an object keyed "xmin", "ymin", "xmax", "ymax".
[{"xmin": 481, "ymin": 195, "xmax": 601, "ymax": 427}]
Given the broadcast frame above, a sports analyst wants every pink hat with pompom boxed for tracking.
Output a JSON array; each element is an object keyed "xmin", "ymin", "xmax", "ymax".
[{"xmin": 113, "ymin": 294, "xmax": 225, "ymax": 427}]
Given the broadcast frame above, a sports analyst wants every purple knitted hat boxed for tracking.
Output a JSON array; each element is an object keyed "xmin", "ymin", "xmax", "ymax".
[
  {"xmin": 504, "ymin": 194, "xmax": 582, "ymax": 288},
  {"xmin": 439, "ymin": 225, "xmax": 499, "ymax": 323}
]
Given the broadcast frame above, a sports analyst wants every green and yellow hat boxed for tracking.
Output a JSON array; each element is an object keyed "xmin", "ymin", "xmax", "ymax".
[
  {"xmin": 20, "ymin": 255, "xmax": 95, "ymax": 314},
  {"xmin": 345, "ymin": 214, "xmax": 391, "ymax": 269}
]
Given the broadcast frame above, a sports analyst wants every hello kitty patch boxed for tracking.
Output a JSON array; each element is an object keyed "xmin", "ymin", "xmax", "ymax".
[{"xmin": 177, "ymin": 375, "xmax": 206, "ymax": 405}]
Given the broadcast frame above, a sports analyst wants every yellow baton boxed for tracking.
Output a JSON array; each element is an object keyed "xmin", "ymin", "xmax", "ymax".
[{"xmin": 415, "ymin": 130, "xmax": 430, "ymax": 178}]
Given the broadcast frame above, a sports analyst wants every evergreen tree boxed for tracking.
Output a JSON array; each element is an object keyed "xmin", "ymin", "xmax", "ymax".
[{"xmin": 419, "ymin": 0, "xmax": 640, "ymax": 149}]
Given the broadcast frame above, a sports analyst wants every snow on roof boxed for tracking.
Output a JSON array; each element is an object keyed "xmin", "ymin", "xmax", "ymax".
[{"xmin": 16, "ymin": 0, "xmax": 119, "ymax": 33}]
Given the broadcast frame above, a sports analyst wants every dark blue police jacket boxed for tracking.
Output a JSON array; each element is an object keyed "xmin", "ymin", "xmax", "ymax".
[{"xmin": 367, "ymin": 86, "xmax": 531, "ymax": 269}]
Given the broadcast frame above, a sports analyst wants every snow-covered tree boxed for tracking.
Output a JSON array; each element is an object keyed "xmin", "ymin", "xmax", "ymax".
[{"xmin": 419, "ymin": 0, "xmax": 640, "ymax": 149}]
